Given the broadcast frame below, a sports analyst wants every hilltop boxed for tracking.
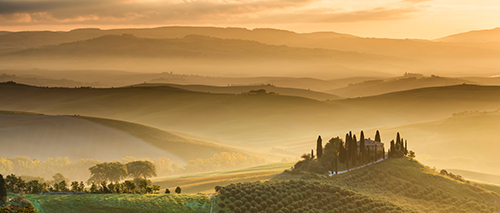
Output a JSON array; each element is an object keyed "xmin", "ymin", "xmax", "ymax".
[{"xmin": 215, "ymin": 158, "xmax": 500, "ymax": 213}]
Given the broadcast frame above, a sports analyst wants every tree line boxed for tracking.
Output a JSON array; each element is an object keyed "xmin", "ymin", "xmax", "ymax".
[
  {"xmin": 0, "ymin": 152, "xmax": 266, "ymax": 183},
  {"xmin": 293, "ymin": 130, "xmax": 413, "ymax": 174},
  {"xmin": 0, "ymin": 160, "xmax": 184, "ymax": 198}
]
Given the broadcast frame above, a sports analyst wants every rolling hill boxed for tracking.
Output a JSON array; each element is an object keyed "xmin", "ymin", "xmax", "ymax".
[
  {"xmin": 329, "ymin": 74, "xmax": 474, "ymax": 97},
  {"xmin": 216, "ymin": 158, "xmax": 500, "ymax": 213},
  {"xmin": 378, "ymin": 111, "xmax": 500, "ymax": 176},
  {"xmin": 4, "ymin": 82, "xmax": 500, "ymax": 165},
  {"xmin": 129, "ymin": 83, "xmax": 341, "ymax": 101},
  {"xmin": 0, "ymin": 110, "xmax": 254, "ymax": 164},
  {"xmin": 436, "ymin": 27, "xmax": 500, "ymax": 43}
]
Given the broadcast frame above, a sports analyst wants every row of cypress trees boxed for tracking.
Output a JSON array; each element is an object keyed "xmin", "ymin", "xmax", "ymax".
[{"xmin": 311, "ymin": 130, "xmax": 407, "ymax": 174}]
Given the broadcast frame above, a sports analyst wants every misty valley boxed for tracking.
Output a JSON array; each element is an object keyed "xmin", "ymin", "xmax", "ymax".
[{"xmin": 1, "ymin": 26, "xmax": 500, "ymax": 213}]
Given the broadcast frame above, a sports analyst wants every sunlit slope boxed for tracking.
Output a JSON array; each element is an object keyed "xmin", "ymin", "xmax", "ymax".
[
  {"xmin": 330, "ymin": 75, "xmax": 473, "ymax": 97},
  {"xmin": 447, "ymin": 169, "xmax": 500, "ymax": 186},
  {"xmin": 0, "ymin": 111, "xmax": 251, "ymax": 163},
  {"xmin": 330, "ymin": 158, "xmax": 500, "ymax": 212},
  {"xmin": 130, "ymin": 83, "xmax": 341, "ymax": 101},
  {"xmin": 216, "ymin": 158, "xmax": 500, "ymax": 213},
  {"xmin": 152, "ymin": 162, "xmax": 295, "ymax": 194},
  {"xmin": 436, "ymin": 27, "xmax": 500, "ymax": 43},
  {"xmin": 379, "ymin": 112, "xmax": 500, "ymax": 176}
]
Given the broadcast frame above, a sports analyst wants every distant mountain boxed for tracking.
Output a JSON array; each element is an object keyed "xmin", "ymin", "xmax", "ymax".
[
  {"xmin": 0, "ymin": 27, "xmax": 356, "ymax": 51},
  {"xmin": 130, "ymin": 83, "xmax": 341, "ymax": 101},
  {"xmin": 5, "ymin": 34, "xmax": 385, "ymax": 61},
  {"xmin": 436, "ymin": 27, "xmax": 500, "ymax": 43},
  {"xmin": 0, "ymin": 111, "xmax": 252, "ymax": 163},
  {"xmin": 330, "ymin": 74, "xmax": 474, "ymax": 97},
  {"xmin": 3, "ymin": 26, "xmax": 500, "ymax": 77},
  {"xmin": 0, "ymin": 73, "xmax": 95, "ymax": 87}
]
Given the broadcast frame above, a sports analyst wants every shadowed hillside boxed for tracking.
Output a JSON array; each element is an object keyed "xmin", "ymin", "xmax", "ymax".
[{"xmin": 0, "ymin": 111, "xmax": 256, "ymax": 164}]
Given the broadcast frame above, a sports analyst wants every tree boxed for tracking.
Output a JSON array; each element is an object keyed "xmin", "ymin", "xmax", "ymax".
[
  {"xmin": 351, "ymin": 135, "xmax": 358, "ymax": 167},
  {"xmin": 316, "ymin": 135, "xmax": 323, "ymax": 159},
  {"xmin": 310, "ymin": 149, "xmax": 314, "ymax": 159},
  {"xmin": 360, "ymin": 131, "xmax": 365, "ymax": 164},
  {"xmin": 408, "ymin": 151, "xmax": 416, "ymax": 161},
  {"xmin": 0, "ymin": 174, "xmax": 7, "ymax": 207},
  {"xmin": 165, "ymin": 188, "xmax": 171, "ymax": 194},
  {"xmin": 88, "ymin": 162, "xmax": 128, "ymax": 184},
  {"xmin": 126, "ymin": 161, "xmax": 157, "ymax": 180},
  {"xmin": 375, "ymin": 130, "xmax": 381, "ymax": 142},
  {"xmin": 90, "ymin": 182, "xmax": 98, "ymax": 194},
  {"xmin": 175, "ymin": 186, "xmax": 181, "ymax": 194},
  {"xmin": 138, "ymin": 179, "xmax": 150, "ymax": 193},
  {"xmin": 152, "ymin": 185, "xmax": 160, "ymax": 194},
  {"xmin": 405, "ymin": 140, "xmax": 408, "ymax": 156},
  {"xmin": 52, "ymin": 173, "xmax": 68, "ymax": 184},
  {"xmin": 71, "ymin": 181, "xmax": 79, "ymax": 192},
  {"xmin": 124, "ymin": 180, "xmax": 136, "ymax": 193}
]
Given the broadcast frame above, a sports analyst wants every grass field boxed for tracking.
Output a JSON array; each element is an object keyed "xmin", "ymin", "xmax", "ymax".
[
  {"xmin": 153, "ymin": 162, "xmax": 295, "ymax": 194},
  {"xmin": 22, "ymin": 193, "xmax": 210, "ymax": 213}
]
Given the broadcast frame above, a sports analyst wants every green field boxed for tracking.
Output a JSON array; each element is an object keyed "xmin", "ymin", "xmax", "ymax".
[{"xmin": 22, "ymin": 194, "xmax": 210, "ymax": 213}]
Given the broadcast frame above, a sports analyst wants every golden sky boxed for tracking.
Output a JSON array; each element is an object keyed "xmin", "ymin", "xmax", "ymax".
[{"xmin": 0, "ymin": 0, "xmax": 499, "ymax": 39}]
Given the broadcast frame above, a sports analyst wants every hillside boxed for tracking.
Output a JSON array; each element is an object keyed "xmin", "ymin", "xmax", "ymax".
[
  {"xmin": 129, "ymin": 83, "xmax": 341, "ymax": 101},
  {"xmin": 447, "ymin": 169, "xmax": 500, "ymax": 186},
  {"xmin": 330, "ymin": 74, "xmax": 474, "ymax": 97},
  {"xmin": 379, "ymin": 111, "xmax": 500, "ymax": 176},
  {"xmin": 0, "ymin": 110, "xmax": 252, "ymax": 163},
  {"xmin": 216, "ymin": 158, "xmax": 500, "ymax": 213},
  {"xmin": 436, "ymin": 27, "xmax": 500, "ymax": 43},
  {"xmin": 152, "ymin": 162, "xmax": 295, "ymax": 194}
]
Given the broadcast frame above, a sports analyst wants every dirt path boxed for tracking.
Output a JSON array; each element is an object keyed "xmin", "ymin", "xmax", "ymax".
[{"xmin": 329, "ymin": 155, "xmax": 387, "ymax": 176}]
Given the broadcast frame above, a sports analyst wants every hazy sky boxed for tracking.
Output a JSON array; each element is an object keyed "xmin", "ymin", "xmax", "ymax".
[{"xmin": 0, "ymin": 0, "xmax": 498, "ymax": 39}]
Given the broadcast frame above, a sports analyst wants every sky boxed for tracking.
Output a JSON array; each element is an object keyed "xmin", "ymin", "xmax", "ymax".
[{"xmin": 0, "ymin": 0, "xmax": 499, "ymax": 39}]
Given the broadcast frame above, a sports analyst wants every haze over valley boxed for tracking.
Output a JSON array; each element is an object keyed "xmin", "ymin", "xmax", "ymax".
[{"xmin": 2, "ymin": 4, "xmax": 500, "ymax": 210}]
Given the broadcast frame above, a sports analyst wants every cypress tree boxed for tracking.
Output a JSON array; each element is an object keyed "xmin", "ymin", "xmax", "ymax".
[
  {"xmin": 396, "ymin": 132, "xmax": 401, "ymax": 150},
  {"xmin": 375, "ymin": 130, "xmax": 381, "ymax": 142},
  {"xmin": 345, "ymin": 133, "xmax": 350, "ymax": 166},
  {"xmin": 405, "ymin": 140, "xmax": 408, "ymax": 156},
  {"xmin": 317, "ymin": 135, "xmax": 323, "ymax": 159},
  {"xmin": 390, "ymin": 140, "xmax": 395, "ymax": 158},
  {"xmin": 352, "ymin": 135, "xmax": 358, "ymax": 166},
  {"xmin": 311, "ymin": 149, "xmax": 314, "ymax": 159},
  {"xmin": 383, "ymin": 147, "xmax": 385, "ymax": 159},
  {"xmin": 360, "ymin": 131, "xmax": 365, "ymax": 164},
  {"xmin": 0, "ymin": 174, "xmax": 7, "ymax": 207}
]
